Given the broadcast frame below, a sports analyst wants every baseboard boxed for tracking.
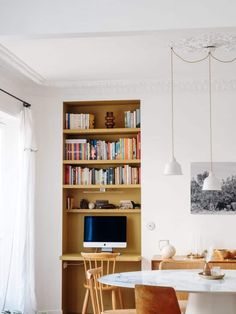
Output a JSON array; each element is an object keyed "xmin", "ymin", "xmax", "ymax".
[{"xmin": 37, "ymin": 310, "xmax": 62, "ymax": 314}]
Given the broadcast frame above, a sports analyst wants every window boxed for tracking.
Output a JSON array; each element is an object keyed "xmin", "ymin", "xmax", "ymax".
[{"xmin": 0, "ymin": 111, "xmax": 20, "ymax": 310}]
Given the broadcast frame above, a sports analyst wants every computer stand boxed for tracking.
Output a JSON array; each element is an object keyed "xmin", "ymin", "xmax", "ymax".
[{"xmin": 101, "ymin": 247, "xmax": 113, "ymax": 253}]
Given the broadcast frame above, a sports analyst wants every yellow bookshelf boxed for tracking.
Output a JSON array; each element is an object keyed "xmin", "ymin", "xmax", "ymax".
[{"xmin": 62, "ymin": 99, "xmax": 141, "ymax": 313}]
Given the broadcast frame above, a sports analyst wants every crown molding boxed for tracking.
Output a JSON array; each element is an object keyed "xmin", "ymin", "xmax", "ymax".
[
  {"xmin": 0, "ymin": 46, "xmax": 235, "ymax": 95},
  {"xmin": 0, "ymin": 43, "xmax": 45, "ymax": 85},
  {"xmin": 42, "ymin": 78, "xmax": 236, "ymax": 94}
]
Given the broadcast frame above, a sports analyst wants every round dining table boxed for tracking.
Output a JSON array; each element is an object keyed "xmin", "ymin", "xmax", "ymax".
[{"xmin": 99, "ymin": 269, "xmax": 236, "ymax": 314}]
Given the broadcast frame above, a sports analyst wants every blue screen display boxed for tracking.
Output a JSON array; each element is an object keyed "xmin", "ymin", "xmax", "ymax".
[{"xmin": 84, "ymin": 216, "xmax": 127, "ymax": 243}]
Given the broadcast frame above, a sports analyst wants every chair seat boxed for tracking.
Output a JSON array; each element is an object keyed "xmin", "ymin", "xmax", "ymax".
[
  {"xmin": 83, "ymin": 282, "xmax": 119, "ymax": 292},
  {"xmin": 178, "ymin": 300, "xmax": 187, "ymax": 314},
  {"xmin": 103, "ymin": 310, "xmax": 136, "ymax": 314}
]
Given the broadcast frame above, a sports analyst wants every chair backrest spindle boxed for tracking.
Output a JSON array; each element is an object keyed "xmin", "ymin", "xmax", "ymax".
[{"xmin": 81, "ymin": 252, "xmax": 120, "ymax": 289}]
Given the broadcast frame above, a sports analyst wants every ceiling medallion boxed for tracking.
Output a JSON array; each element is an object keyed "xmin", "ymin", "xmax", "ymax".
[{"xmin": 172, "ymin": 33, "xmax": 236, "ymax": 53}]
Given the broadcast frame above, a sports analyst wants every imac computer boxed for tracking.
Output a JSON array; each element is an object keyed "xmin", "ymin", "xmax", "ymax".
[{"xmin": 83, "ymin": 216, "xmax": 127, "ymax": 252}]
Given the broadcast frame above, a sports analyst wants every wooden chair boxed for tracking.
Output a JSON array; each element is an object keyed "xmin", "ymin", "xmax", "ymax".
[
  {"xmin": 135, "ymin": 284, "xmax": 181, "ymax": 314},
  {"xmin": 81, "ymin": 252, "xmax": 124, "ymax": 314},
  {"xmin": 159, "ymin": 260, "xmax": 205, "ymax": 313},
  {"xmin": 87, "ymin": 267, "xmax": 136, "ymax": 314}
]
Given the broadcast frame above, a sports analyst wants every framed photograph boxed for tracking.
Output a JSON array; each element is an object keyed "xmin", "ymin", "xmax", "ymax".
[{"xmin": 191, "ymin": 162, "xmax": 236, "ymax": 214}]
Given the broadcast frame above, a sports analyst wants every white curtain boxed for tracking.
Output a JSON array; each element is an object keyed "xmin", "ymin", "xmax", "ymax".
[{"xmin": 0, "ymin": 106, "xmax": 37, "ymax": 314}]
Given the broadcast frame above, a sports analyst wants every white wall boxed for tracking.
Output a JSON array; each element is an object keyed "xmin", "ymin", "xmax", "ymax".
[{"xmin": 33, "ymin": 83, "xmax": 236, "ymax": 311}]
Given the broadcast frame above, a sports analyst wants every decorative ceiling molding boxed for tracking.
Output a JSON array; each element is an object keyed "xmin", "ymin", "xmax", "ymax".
[
  {"xmin": 0, "ymin": 43, "xmax": 45, "ymax": 85},
  {"xmin": 44, "ymin": 78, "xmax": 236, "ymax": 95},
  {"xmin": 172, "ymin": 33, "xmax": 236, "ymax": 52}
]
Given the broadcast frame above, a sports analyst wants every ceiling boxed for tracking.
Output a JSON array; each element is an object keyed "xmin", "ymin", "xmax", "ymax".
[{"xmin": 0, "ymin": 28, "xmax": 236, "ymax": 87}]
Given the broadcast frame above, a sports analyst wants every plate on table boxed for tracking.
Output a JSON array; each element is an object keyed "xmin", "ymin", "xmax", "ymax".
[{"xmin": 198, "ymin": 272, "xmax": 225, "ymax": 280}]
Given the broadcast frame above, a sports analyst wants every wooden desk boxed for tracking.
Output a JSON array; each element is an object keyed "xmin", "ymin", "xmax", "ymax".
[{"xmin": 61, "ymin": 253, "xmax": 142, "ymax": 262}]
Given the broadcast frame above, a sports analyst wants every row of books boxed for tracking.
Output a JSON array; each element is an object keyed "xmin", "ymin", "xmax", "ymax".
[
  {"xmin": 64, "ymin": 134, "xmax": 141, "ymax": 160},
  {"xmin": 64, "ymin": 165, "xmax": 140, "ymax": 185},
  {"xmin": 65, "ymin": 113, "xmax": 95, "ymax": 129},
  {"xmin": 65, "ymin": 110, "xmax": 140, "ymax": 130},
  {"xmin": 124, "ymin": 109, "xmax": 140, "ymax": 128}
]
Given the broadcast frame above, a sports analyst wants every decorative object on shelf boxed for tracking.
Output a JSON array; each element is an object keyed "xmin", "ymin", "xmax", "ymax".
[
  {"xmin": 159, "ymin": 240, "xmax": 176, "ymax": 259},
  {"xmin": 120, "ymin": 200, "xmax": 133, "ymax": 209},
  {"xmin": 88, "ymin": 202, "xmax": 95, "ymax": 210},
  {"xmin": 95, "ymin": 200, "xmax": 109, "ymax": 208},
  {"xmin": 131, "ymin": 201, "xmax": 141, "ymax": 208},
  {"xmin": 95, "ymin": 199, "xmax": 116, "ymax": 209},
  {"xmin": 80, "ymin": 199, "xmax": 89, "ymax": 209},
  {"xmin": 119, "ymin": 200, "xmax": 141, "ymax": 209},
  {"xmin": 105, "ymin": 112, "xmax": 115, "ymax": 128},
  {"xmin": 164, "ymin": 48, "xmax": 182, "ymax": 176},
  {"xmin": 191, "ymin": 162, "xmax": 236, "ymax": 214}
]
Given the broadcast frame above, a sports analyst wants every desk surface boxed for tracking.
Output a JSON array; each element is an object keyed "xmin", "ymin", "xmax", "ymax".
[
  {"xmin": 60, "ymin": 253, "xmax": 142, "ymax": 262},
  {"xmin": 99, "ymin": 269, "xmax": 236, "ymax": 293}
]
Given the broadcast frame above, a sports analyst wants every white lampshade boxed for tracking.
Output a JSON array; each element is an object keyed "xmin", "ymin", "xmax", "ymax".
[
  {"xmin": 202, "ymin": 171, "xmax": 221, "ymax": 191},
  {"xmin": 164, "ymin": 157, "xmax": 182, "ymax": 175}
]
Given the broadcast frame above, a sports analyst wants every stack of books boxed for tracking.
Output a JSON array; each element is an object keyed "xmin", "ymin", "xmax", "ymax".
[
  {"xmin": 64, "ymin": 134, "xmax": 141, "ymax": 160},
  {"xmin": 65, "ymin": 113, "xmax": 95, "ymax": 129},
  {"xmin": 64, "ymin": 165, "xmax": 140, "ymax": 185},
  {"xmin": 124, "ymin": 109, "xmax": 140, "ymax": 128}
]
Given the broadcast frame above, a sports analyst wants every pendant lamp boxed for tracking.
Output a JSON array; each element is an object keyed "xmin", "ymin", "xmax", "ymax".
[
  {"xmin": 164, "ymin": 47, "xmax": 182, "ymax": 175},
  {"xmin": 202, "ymin": 49, "xmax": 221, "ymax": 191}
]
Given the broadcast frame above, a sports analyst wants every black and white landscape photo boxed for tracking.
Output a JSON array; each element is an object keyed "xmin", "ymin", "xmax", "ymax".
[{"xmin": 191, "ymin": 162, "xmax": 236, "ymax": 214}]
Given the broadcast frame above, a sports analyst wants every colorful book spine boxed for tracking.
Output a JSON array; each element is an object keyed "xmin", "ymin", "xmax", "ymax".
[
  {"xmin": 64, "ymin": 166, "xmax": 140, "ymax": 185},
  {"xmin": 64, "ymin": 136, "xmax": 141, "ymax": 161}
]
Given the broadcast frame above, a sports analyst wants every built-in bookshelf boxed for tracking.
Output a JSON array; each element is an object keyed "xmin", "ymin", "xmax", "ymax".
[{"xmin": 61, "ymin": 100, "xmax": 141, "ymax": 314}]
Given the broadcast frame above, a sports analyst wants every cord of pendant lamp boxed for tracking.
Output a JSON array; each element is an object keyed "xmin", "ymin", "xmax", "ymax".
[
  {"xmin": 165, "ymin": 46, "xmax": 236, "ymax": 182},
  {"xmin": 208, "ymin": 52, "xmax": 213, "ymax": 173},
  {"xmin": 164, "ymin": 47, "xmax": 182, "ymax": 175}
]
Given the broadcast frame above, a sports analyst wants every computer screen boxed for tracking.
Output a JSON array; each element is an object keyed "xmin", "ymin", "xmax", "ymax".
[{"xmin": 83, "ymin": 216, "xmax": 127, "ymax": 251}]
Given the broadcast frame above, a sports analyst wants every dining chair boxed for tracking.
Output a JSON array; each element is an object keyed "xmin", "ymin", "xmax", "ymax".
[
  {"xmin": 81, "ymin": 252, "xmax": 124, "ymax": 314},
  {"xmin": 87, "ymin": 267, "xmax": 136, "ymax": 314},
  {"xmin": 159, "ymin": 259, "xmax": 205, "ymax": 313},
  {"xmin": 135, "ymin": 284, "xmax": 181, "ymax": 314}
]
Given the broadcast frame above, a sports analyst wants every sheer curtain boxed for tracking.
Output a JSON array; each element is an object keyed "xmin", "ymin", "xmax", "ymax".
[{"xmin": 0, "ymin": 106, "xmax": 37, "ymax": 314}]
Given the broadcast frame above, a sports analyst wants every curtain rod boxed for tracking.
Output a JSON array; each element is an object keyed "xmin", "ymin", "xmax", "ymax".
[{"xmin": 0, "ymin": 88, "xmax": 31, "ymax": 107}]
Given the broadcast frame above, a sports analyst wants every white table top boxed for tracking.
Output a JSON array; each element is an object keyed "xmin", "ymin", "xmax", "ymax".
[{"xmin": 99, "ymin": 270, "xmax": 236, "ymax": 293}]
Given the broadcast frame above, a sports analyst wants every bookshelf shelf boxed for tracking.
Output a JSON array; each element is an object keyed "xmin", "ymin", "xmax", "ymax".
[
  {"xmin": 63, "ymin": 184, "xmax": 141, "ymax": 189},
  {"xmin": 63, "ymin": 128, "xmax": 140, "ymax": 135},
  {"xmin": 63, "ymin": 159, "xmax": 141, "ymax": 165},
  {"xmin": 62, "ymin": 99, "xmax": 141, "ymax": 313},
  {"xmin": 67, "ymin": 208, "xmax": 141, "ymax": 214}
]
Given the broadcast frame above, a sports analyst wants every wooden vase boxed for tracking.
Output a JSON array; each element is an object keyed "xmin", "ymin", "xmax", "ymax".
[
  {"xmin": 105, "ymin": 112, "xmax": 115, "ymax": 128},
  {"xmin": 203, "ymin": 262, "xmax": 211, "ymax": 276}
]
